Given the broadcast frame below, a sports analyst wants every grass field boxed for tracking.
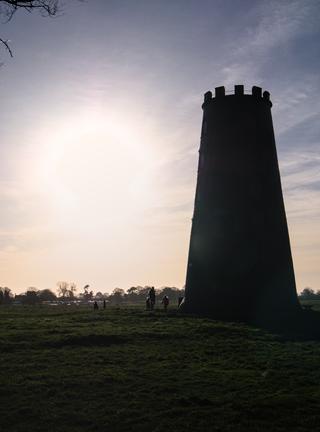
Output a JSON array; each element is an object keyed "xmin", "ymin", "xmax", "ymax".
[{"xmin": 1, "ymin": 304, "xmax": 320, "ymax": 432}]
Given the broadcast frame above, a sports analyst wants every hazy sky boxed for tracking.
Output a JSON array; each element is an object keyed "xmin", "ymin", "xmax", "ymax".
[{"xmin": 0, "ymin": 0, "xmax": 319, "ymax": 294}]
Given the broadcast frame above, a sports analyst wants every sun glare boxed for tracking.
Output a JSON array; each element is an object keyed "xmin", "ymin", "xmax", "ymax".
[{"xmin": 23, "ymin": 108, "xmax": 157, "ymax": 233}]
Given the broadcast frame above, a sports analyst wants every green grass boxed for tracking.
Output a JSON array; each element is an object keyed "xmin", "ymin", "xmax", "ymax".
[
  {"xmin": 1, "ymin": 304, "xmax": 320, "ymax": 431},
  {"xmin": 301, "ymin": 299, "xmax": 320, "ymax": 311}
]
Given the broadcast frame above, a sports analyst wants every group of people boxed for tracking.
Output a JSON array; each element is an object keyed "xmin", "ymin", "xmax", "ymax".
[
  {"xmin": 93, "ymin": 300, "xmax": 106, "ymax": 310},
  {"xmin": 93, "ymin": 288, "xmax": 184, "ymax": 311},
  {"xmin": 146, "ymin": 286, "xmax": 170, "ymax": 312}
]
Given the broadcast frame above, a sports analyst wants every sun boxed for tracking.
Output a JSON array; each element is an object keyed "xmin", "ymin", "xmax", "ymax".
[{"xmin": 20, "ymin": 107, "xmax": 157, "ymax": 232}]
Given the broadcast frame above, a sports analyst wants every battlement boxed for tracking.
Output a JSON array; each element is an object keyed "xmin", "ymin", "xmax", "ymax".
[{"xmin": 203, "ymin": 85, "xmax": 272, "ymax": 107}]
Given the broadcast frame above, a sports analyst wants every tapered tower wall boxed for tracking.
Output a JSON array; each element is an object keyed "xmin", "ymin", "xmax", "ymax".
[{"xmin": 182, "ymin": 85, "xmax": 300, "ymax": 321}]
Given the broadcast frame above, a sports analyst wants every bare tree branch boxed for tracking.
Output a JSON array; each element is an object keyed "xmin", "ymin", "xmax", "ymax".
[
  {"xmin": 0, "ymin": 1, "xmax": 60, "ymax": 21},
  {"xmin": 0, "ymin": 37, "xmax": 13, "ymax": 56},
  {"xmin": 0, "ymin": 1, "xmax": 68, "ymax": 59}
]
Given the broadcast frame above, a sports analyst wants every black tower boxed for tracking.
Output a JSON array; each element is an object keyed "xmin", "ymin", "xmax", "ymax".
[{"xmin": 182, "ymin": 85, "xmax": 300, "ymax": 321}]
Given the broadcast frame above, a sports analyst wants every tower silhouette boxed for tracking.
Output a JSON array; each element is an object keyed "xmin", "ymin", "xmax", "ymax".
[{"xmin": 182, "ymin": 85, "xmax": 300, "ymax": 321}]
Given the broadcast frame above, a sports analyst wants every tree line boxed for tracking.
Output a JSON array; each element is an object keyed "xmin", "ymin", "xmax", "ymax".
[
  {"xmin": 1, "ymin": 285, "xmax": 317, "ymax": 306},
  {"xmin": 0, "ymin": 284, "xmax": 185, "ymax": 305},
  {"xmin": 299, "ymin": 288, "xmax": 320, "ymax": 301}
]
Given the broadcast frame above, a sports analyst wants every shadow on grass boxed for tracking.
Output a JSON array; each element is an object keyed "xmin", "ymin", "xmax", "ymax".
[
  {"xmin": 253, "ymin": 310, "xmax": 320, "ymax": 341},
  {"xmin": 44, "ymin": 334, "xmax": 127, "ymax": 348},
  {"xmin": 177, "ymin": 308, "xmax": 320, "ymax": 341},
  {"xmin": 177, "ymin": 395, "xmax": 214, "ymax": 407}
]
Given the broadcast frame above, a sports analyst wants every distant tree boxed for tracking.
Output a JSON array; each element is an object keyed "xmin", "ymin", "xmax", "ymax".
[
  {"xmin": 0, "ymin": 287, "xmax": 13, "ymax": 304},
  {"xmin": 13, "ymin": 293, "xmax": 24, "ymax": 303},
  {"xmin": 83, "ymin": 284, "xmax": 93, "ymax": 301},
  {"xmin": 127, "ymin": 287, "xmax": 138, "ymax": 295},
  {"xmin": 109, "ymin": 288, "xmax": 125, "ymax": 304},
  {"xmin": 5, "ymin": 287, "xmax": 12, "ymax": 303},
  {"xmin": 68, "ymin": 282, "xmax": 77, "ymax": 299},
  {"xmin": 299, "ymin": 287, "xmax": 317, "ymax": 299},
  {"xmin": 157, "ymin": 287, "xmax": 185, "ymax": 304},
  {"xmin": 126, "ymin": 286, "xmax": 139, "ymax": 302},
  {"xmin": 124, "ymin": 285, "xmax": 185, "ymax": 304},
  {"xmin": 57, "ymin": 281, "xmax": 69, "ymax": 298},
  {"xmin": 125, "ymin": 286, "xmax": 150, "ymax": 300},
  {"xmin": 24, "ymin": 288, "xmax": 40, "ymax": 304},
  {"xmin": 38, "ymin": 289, "xmax": 57, "ymax": 302},
  {"xmin": 56, "ymin": 281, "xmax": 78, "ymax": 299},
  {"xmin": 137, "ymin": 286, "xmax": 152, "ymax": 298}
]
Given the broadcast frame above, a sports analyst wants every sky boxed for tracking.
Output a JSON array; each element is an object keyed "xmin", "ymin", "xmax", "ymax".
[{"xmin": 0, "ymin": 0, "xmax": 319, "ymax": 294}]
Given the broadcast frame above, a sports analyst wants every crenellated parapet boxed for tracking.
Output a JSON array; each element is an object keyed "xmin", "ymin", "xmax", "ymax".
[{"xmin": 203, "ymin": 85, "xmax": 272, "ymax": 108}]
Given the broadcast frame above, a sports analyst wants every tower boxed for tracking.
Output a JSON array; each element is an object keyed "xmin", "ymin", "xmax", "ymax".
[{"xmin": 182, "ymin": 85, "xmax": 300, "ymax": 322}]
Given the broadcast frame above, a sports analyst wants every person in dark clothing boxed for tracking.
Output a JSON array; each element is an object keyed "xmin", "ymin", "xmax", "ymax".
[
  {"xmin": 162, "ymin": 295, "xmax": 169, "ymax": 311},
  {"xmin": 146, "ymin": 296, "xmax": 151, "ymax": 311},
  {"xmin": 149, "ymin": 287, "xmax": 156, "ymax": 311},
  {"xmin": 103, "ymin": 299, "xmax": 106, "ymax": 309},
  {"xmin": 94, "ymin": 301, "xmax": 99, "ymax": 310}
]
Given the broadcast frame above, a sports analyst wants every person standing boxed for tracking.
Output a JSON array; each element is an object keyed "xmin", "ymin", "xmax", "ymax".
[
  {"xmin": 146, "ymin": 296, "xmax": 151, "ymax": 311},
  {"xmin": 149, "ymin": 287, "xmax": 156, "ymax": 311},
  {"xmin": 162, "ymin": 295, "xmax": 169, "ymax": 312}
]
